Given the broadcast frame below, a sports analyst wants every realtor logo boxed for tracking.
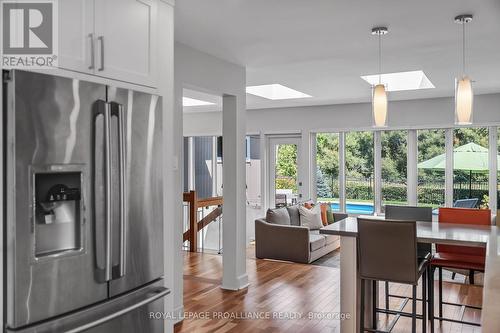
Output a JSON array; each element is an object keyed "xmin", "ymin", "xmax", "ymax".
[{"xmin": 1, "ymin": 0, "xmax": 58, "ymax": 68}]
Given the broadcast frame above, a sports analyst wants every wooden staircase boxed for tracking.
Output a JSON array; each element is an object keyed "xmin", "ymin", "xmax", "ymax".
[{"xmin": 183, "ymin": 191, "xmax": 223, "ymax": 252}]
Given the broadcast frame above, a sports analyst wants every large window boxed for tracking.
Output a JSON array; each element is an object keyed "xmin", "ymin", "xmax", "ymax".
[
  {"xmin": 316, "ymin": 133, "xmax": 340, "ymax": 210},
  {"xmin": 381, "ymin": 130, "xmax": 408, "ymax": 208},
  {"xmin": 345, "ymin": 131, "xmax": 374, "ymax": 214},
  {"xmin": 417, "ymin": 129, "xmax": 446, "ymax": 208},
  {"xmin": 453, "ymin": 128, "xmax": 489, "ymax": 208}
]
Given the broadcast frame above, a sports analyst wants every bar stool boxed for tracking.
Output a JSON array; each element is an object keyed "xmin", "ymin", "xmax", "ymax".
[
  {"xmin": 429, "ymin": 207, "xmax": 490, "ymax": 327},
  {"xmin": 384, "ymin": 205, "xmax": 433, "ymax": 330},
  {"xmin": 358, "ymin": 218, "xmax": 431, "ymax": 333}
]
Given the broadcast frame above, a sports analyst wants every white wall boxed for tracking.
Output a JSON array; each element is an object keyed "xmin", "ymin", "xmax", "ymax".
[{"xmin": 184, "ymin": 93, "xmax": 500, "ymax": 136}]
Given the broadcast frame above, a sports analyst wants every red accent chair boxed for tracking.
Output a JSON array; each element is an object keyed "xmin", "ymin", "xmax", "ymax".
[{"xmin": 430, "ymin": 207, "xmax": 490, "ymax": 326}]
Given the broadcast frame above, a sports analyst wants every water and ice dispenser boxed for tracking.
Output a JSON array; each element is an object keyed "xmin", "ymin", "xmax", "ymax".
[{"xmin": 33, "ymin": 169, "xmax": 84, "ymax": 258}]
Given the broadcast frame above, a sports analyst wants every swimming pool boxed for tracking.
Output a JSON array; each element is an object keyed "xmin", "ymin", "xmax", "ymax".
[{"xmin": 330, "ymin": 202, "xmax": 374, "ymax": 214}]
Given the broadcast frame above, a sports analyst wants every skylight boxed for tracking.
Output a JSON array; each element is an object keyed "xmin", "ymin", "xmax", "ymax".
[
  {"xmin": 360, "ymin": 70, "xmax": 435, "ymax": 92},
  {"xmin": 246, "ymin": 84, "xmax": 312, "ymax": 100},
  {"xmin": 182, "ymin": 97, "xmax": 215, "ymax": 107}
]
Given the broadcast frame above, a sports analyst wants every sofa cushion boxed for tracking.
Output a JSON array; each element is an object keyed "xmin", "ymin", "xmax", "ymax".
[
  {"xmin": 266, "ymin": 207, "xmax": 291, "ymax": 225},
  {"xmin": 299, "ymin": 205, "xmax": 323, "ymax": 230},
  {"xmin": 309, "ymin": 234, "xmax": 326, "ymax": 252},
  {"xmin": 286, "ymin": 205, "xmax": 301, "ymax": 226}
]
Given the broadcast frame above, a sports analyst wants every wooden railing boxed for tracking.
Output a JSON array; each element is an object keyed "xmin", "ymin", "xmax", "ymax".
[{"xmin": 183, "ymin": 191, "xmax": 223, "ymax": 252}]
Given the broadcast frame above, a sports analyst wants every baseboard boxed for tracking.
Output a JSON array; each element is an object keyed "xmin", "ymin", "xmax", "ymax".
[
  {"xmin": 173, "ymin": 305, "xmax": 184, "ymax": 324},
  {"xmin": 221, "ymin": 273, "xmax": 249, "ymax": 291}
]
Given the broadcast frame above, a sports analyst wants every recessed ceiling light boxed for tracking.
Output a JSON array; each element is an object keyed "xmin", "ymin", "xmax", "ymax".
[
  {"xmin": 360, "ymin": 70, "xmax": 435, "ymax": 92},
  {"xmin": 182, "ymin": 97, "xmax": 215, "ymax": 107},
  {"xmin": 246, "ymin": 84, "xmax": 312, "ymax": 100}
]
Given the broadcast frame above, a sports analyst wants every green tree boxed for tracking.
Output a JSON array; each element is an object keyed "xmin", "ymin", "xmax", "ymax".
[{"xmin": 316, "ymin": 167, "xmax": 332, "ymax": 198}]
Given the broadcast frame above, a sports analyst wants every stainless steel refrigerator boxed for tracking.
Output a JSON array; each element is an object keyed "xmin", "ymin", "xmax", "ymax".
[{"xmin": 2, "ymin": 70, "xmax": 168, "ymax": 332}]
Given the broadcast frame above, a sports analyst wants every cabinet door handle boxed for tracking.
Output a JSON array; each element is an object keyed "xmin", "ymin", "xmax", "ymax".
[
  {"xmin": 98, "ymin": 36, "xmax": 104, "ymax": 71},
  {"xmin": 88, "ymin": 33, "xmax": 95, "ymax": 70}
]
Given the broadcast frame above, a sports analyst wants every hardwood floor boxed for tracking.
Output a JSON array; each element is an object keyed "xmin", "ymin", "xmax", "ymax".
[{"xmin": 174, "ymin": 249, "xmax": 483, "ymax": 333}]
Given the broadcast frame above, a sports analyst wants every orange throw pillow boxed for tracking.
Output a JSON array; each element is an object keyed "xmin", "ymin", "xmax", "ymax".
[
  {"xmin": 304, "ymin": 202, "xmax": 314, "ymax": 209},
  {"xmin": 320, "ymin": 203, "xmax": 328, "ymax": 226}
]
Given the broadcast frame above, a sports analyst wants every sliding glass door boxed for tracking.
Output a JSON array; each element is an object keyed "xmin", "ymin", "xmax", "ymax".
[{"xmin": 268, "ymin": 136, "xmax": 302, "ymax": 208}]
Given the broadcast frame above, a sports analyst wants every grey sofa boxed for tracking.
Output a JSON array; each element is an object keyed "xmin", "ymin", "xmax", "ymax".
[{"xmin": 255, "ymin": 205, "xmax": 348, "ymax": 264}]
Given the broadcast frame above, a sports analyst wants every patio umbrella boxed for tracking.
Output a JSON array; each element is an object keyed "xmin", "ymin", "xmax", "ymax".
[{"xmin": 417, "ymin": 142, "xmax": 500, "ymax": 198}]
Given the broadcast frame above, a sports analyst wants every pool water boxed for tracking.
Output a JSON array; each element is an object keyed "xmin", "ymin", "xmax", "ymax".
[{"xmin": 330, "ymin": 202, "xmax": 374, "ymax": 215}]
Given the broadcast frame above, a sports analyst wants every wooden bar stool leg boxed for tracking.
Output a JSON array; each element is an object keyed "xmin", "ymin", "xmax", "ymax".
[
  {"xmin": 412, "ymin": 285, "xmax": 417, "ymax": 333},
  {"xmin": 438, "ymin": 266, "xmax": 443, "ymax": 321}
]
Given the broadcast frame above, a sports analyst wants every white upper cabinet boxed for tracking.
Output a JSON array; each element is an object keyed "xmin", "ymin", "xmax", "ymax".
[
  {"xmin": 58, "ymin": 0, "xmax": 158, "ymax": 88},
  {"xmin": 58, "ymin": 0, "xmax": 94, "ymax": 73},
  {"xmin": 94, "ymin": 0, "xmax": 158, "ymax": 87}
]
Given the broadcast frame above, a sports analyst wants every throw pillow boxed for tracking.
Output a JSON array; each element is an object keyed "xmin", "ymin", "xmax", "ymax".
[
  {"xmin": 299, "ymin": 205, "xmax": 323, "ymax": 230},
  {"xmin": 319, "ymin": 203, "xmax": 328, "ymax": 226},
  {"xmin": 286, "ymin": 205, "xmax": 301, "ymax": 226},
  {"xmin": 326, "ymin": 210, "xmax": 335, "ymax": 224},
  {"xmin": 266, "ymin": 207, "xmax": 291, "ymax": 225},
  {"xmin": 303, "ymin": 202, "xmax": 314, "ymax": 209}
]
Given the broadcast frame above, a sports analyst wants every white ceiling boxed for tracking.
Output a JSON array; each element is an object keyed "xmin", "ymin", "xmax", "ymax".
[{"xmin": 175, "ymin": 0, "xmax": 500, "ymax": 111}]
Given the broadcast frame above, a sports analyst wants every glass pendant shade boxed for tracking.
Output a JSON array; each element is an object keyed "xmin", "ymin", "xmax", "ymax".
[
  {"xmin": 372, "ymin": 84, "xmax": 388, "ymax": 127},
  {"xmin": 455, "ymin": 76, "xmax": 473, "ymax": 125}
]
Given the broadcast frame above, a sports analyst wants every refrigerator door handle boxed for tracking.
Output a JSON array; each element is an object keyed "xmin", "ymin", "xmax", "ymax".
[
  {"xmin": 103, "ymin": 102, "xmax": 113, "ymax": 282},
  {"xmin": 93, "ymin": 100, "xmax": 112, "ymax": 283},
  {"xmin": 111, "ymin": 102, "xmax": 127, "ymax": 279},
  {"xmin": 64, "ymin": 287, "xmax": 168, "ymax": 333}
]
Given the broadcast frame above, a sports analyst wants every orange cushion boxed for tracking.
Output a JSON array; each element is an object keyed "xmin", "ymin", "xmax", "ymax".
[
  {"xmin": 304, "ymin": 202, "xmax": 314, "ymax": 209},
  {"xmin": 431, "ymin": 252, "xmax": 485, "ymax": 271},
  {"xmin": 320, "ymin": 203, "xmax": 328, "ymax": 226},
  {"xmin": 437, "ymin": 207, "xmax": 491, "ymax": 257}
]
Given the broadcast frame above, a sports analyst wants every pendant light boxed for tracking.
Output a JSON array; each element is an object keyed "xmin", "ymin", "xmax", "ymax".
[
  {"xmin": 454, "ymin": 14, "xmax": 473, "ymax": 125},
  {"xmin": 371, "ymin": 27, "xmax": 388, "ymax": 127}
]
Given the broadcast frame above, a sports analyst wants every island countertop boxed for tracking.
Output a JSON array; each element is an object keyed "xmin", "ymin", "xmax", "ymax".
[{"xmin": 320, "ymin": 217, "xmax": 500, "ymax": 332}]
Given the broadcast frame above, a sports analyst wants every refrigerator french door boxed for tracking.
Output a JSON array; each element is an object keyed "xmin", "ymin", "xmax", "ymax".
[{"xmin": 3, "ymin": 70, "xmax": 167, "ymax": 333}]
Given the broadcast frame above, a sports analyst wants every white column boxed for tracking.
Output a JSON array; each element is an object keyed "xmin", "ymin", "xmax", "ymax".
[
  {"xmin": 488, "ymin": 127, "xmax": 497, "ymax": 221},
  {"xmin": 445, "ymin": 129, "xmax": 454, "ymax": 207},
  {"xmin": 339, "ymin": 132, "xmax": 346, "ymax": 212},
  {"xmin": 222, "ymin": 94, "xmax": 248, "ymax": 290},
  {"xmin": 407, "ymin": 130, "xmax": 418, "ymax": 205},
  {"xmin": 374, "ymin": 131, "xmax": 382, "ymax": 215},
  {"xmin": 158, "ymin": 2, "xmax": 178, "ymax": 332}
]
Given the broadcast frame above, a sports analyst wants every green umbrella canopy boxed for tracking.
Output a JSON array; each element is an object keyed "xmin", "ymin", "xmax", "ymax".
[{"xmin": 417, "ymin": 142, "xmax": 500, "ymax": 171}]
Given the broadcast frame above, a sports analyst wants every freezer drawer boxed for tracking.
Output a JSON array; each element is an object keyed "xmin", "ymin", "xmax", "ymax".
[{"xmin": 5, "ymin": 280, "xmax": 169, "ymax": 333}]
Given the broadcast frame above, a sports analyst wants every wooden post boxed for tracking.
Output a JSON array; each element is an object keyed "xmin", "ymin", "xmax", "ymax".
[{"xmin": 189, "ymin": 190, "xmax": 198, "ymax": 252}]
